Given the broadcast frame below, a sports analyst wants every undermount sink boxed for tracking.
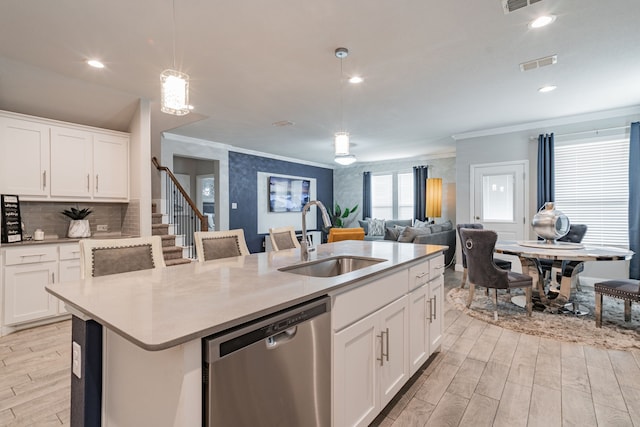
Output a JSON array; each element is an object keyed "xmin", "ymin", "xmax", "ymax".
[{"xmin": 279, "ymin": 256, "xmax": 387, "ymax": 278}]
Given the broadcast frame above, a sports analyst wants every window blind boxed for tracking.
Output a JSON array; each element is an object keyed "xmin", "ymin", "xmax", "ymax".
[
  {"xmin": 554, "ymin": 138, "xmax": 629, "ymax": 248},
  {"xmin": 371, "ymin": 174, "xmax": 393, "ymax": 219}
]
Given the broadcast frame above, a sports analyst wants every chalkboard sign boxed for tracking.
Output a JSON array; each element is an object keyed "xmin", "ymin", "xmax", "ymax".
[{"xmin": 1, "ymin": 194, "xmax": 23, "ymax": 243}]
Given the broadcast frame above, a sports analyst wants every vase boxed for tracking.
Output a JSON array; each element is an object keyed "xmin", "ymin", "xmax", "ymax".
[{"xmin": 68, "ymin": 219, "xmax": 91, "ymax": 238}]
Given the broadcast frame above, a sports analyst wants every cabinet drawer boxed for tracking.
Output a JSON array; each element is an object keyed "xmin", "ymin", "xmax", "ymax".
[
  {"xmin": 333, "ymin": 269, "xmax": 408, "ymax": 331},
  {"xmin": 59, "ymin": 244, "xmax": 81, "ymax": 260},
  {"xmin": 408, "ymin": 261, "xmax": 430, "ymax": 291},
  {"xmin": 4, "ymin": 245, "xmax": 57, "ymax": 265},
  {"xmin": 430, "ymin": 255, "xmax": 445, "ymax": 280}
]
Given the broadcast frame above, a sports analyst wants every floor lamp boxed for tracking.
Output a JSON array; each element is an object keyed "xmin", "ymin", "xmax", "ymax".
[{"xmin": 426, "ymin": 178, "xmax": 442, "ymax": 223}]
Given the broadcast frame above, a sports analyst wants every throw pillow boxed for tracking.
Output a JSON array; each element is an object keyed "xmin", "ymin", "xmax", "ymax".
[
  {"xmin": 368, "ymin": 218, "xmax": 385, "ymax": 236},
  {"xmin": 384, "ymin": 226, "xmax": 401, "ymax": 241},
  {"xmin": 440, "ymin": 220, "xmax": 453, "ymax": 231},
  {"xmin": 414, "ymin": 219, "xmax": 428, "ymax": 228},
  {"xmin": 429, "ymin": 224, "xmax": 443, "ymax": 233},
  {"xmin": 397, "ymin": 226, "xmax": 432, "ymax": 243}
]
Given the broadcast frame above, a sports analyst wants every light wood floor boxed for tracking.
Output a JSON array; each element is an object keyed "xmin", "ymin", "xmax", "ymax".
[{"xmin": 1, "ymin": 270, "xmax": 638, "ymax": 426}]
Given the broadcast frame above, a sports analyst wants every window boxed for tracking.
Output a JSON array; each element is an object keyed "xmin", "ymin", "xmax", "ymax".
[
  {"xmin": 554, "ymin": 138, "xmax": 629, "ymax": 248},
  {"xmin": 371, "ymin": 172, "xmax": 414, "ymax": 219}
]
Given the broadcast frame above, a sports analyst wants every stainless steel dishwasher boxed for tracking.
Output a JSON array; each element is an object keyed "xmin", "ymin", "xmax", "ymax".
[{"xmin": 203, "ymin": 296, "xmax": 331, "ymax": 427}]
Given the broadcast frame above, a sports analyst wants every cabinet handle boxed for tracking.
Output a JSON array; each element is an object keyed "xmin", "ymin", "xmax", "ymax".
[
  {"xmin": 433, "ymin": 296, "xmax": 437, "ymax": 320},
  {"xmin": 384, "ymin": 327, "xmax": 389, "ymax": 362},
  {"xmin": 20, "ymin": 253, "xmax": 47, "ymax": 258},
  {"xmin": 96, "ymin": 174, "xmax": 99, "ymax": 192},
  {"xmin": 42, "ymin": 170, "xmax": 46, "ymax": 190},
  {"xmin": 416, "ymin": 272, "xmax": 428, "ymax": 279},
  {"xmin": 429, "ymin": 298, "xmax": 434, "ymax": 323},
  {"xmin": 377, "ymin": 328, "xmax": 389, "ymax": 366},
  {"xmin": 87, "ymin": 174, "xmax": 90, "ymax": 191},
  {"xmin": 52, "ymin": 272, "xmax": 55, "ymax": 283}
]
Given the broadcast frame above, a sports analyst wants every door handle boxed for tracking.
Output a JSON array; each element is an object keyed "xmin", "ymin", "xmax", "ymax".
[
  {"xmin": 87, "ymin": 174, "xmax": 90, "ymax": 191},
  {"xmin": 95, "ymin": 174, "xmax": 99, "ymax": 192},
  {"xmin": 42, "ymin": 171, "xmax": 46, "ymax": 190},
  {"xmin": 433, "ymin": 295, "xmax": 437, "ymax": 320},
  {"xmin": 429, "ymin": 298, "xmax": 434, "ymax": 323}
]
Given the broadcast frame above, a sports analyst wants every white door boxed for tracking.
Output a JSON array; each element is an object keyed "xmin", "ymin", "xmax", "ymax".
[
  {"xmin": 470, "ymin": 161, "xmax": 528, "ymax": 241},
  {"xmin": 428, "ymin": 275, "xmax": 444, "ymax": 353},
  {"xmin": 4, "ymin": 262, "xmax": 58, "ymax": 325},
  {"xmin": 408, "ymin": 285, "xmax": 428, "ymax": 376},
  {"xmin": 93, "ymin": 133, "xmax": 129, "ymax": 199}
]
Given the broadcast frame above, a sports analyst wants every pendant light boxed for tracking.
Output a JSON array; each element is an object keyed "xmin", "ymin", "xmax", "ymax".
[
  {"xmin": 334, "ymin": 47, "xmax": 356, "ymax": 165},
  {"xmin": 160, "ymin": 0, "xmax": 190, "ymax": 116}
]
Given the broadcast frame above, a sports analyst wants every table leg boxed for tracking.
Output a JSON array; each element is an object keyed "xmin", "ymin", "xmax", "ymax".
[{"xmin": 520, "ymin": 257, "xmax": 547, "ymax": 304}]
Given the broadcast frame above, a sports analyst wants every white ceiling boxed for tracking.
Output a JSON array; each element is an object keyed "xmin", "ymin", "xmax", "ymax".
[{"xmin": 1, "ymin": 0, "xmax": 639, "ymax": 166}]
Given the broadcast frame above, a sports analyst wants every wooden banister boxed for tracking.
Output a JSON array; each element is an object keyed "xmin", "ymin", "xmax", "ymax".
[{"xmin": 152, "ymin": 157, "xmax": 208, "ymax": 232}]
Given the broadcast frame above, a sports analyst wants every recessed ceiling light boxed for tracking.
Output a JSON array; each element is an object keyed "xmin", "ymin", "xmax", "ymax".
[
  {"xmin": 86, "ymin": 59, "xmax": 105, "ymax": 69},
  {"xmin": 348, "ymin": 76, "xmax": 364, "ymax": 84},
  {"xmin": 538, "ymin": 85, "xmax": 557, "ymax": 93},
  {"xmin": 272, "ymin": 120, "xmax": 295, "ymax": 127},
  {"xmin": 529, "ymin": 15, "xmax": 556, "ymax": 29}
]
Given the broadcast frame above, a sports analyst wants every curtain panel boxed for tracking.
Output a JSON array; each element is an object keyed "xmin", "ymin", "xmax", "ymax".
[
  {"xmin": 629, "ymin": 122, "xmax": 639, "ymax": 279},
  {"xmin": 413, "ymin": 166, "xmax": 428, "ymax": 222},
  {"xmin": 362, "ymin": 171, "xmax": 371, "ymax": 219},
  {"xmin": 537, "ymin": 133, "xmax": 555, "ymax": 210}
]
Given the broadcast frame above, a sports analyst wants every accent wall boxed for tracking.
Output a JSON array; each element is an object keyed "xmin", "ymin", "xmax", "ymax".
[{"xmin": 228, "ymin": 151, "xmax": 334, "ymax": 253}]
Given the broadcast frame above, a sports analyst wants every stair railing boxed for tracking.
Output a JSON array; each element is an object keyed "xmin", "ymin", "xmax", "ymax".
[{"xmin": 152, "ymin": 157, "xmax": 208, "ymax": 259}]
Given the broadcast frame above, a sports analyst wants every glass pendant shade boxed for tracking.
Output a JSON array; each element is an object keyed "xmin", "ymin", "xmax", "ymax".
[
  {"xmin": 160, "ymin": 69, "xmax": 190, "ymax": 116},
  {"xmin": 334, "ymin": 154, "xmax": 357, "ymax": 166},
  {"xmin": 334, "ymin": 132, "xmax": 350, "ymax": 155}
]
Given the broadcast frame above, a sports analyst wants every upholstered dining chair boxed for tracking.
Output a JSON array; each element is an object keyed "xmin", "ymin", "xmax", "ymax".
[
  {"xmin": 328, "ymin": 227, "xmax": 366, "ymax": 243},
  {"xmin": 194, "ymin": 229, "xmax": 250, "ymax": 262},
  {"xmin": 268, "ymin": 226, "xmax": 300, "ymax": 251},
  {"xmin": 456, "ymin": 223, "xmax": 512, "ymax": 289},
  {"xmin": 594, "ymin": 279, "xmax": 640, "ymax": 328},
  {"xmin": 79, "ymin": 236, "xmax": 166, "ymax": 279},
  {"xmin": 459, "ymin": 228, "xmax": 533, "ymax": 320}
]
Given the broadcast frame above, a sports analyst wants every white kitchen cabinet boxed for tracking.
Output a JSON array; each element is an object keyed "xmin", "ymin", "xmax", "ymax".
[
  {"xmin": 50, "ymin": 126, "xmax": 93, "ymax": 198},
  {"xmin": 2, "ymin": 243, "xmax": 79, "ymax": 327},
  {"xmin": 92, "ymin": 133, "xmax": 129, "ymax": 200},
  {"xmin": 0, "ymin": 116, "xmax": 50, "ymax": 197},
  {"xmin": 333, "ymin": 295, "xmax": 408, "ymax": 427},
  {"xmin": 58, "ymin": 244, "xmax": 81, "ymax": 313},
  {"xmin": 3, "ymin": 245, "xmax": 59, "ymax": 325},
  {"xmin": 0, "ymin": 110, "xmax": 129, "ymax": 202},
  {"xmin": 408, "ymin": 255, "xmax": 445, "ymax": 375}
]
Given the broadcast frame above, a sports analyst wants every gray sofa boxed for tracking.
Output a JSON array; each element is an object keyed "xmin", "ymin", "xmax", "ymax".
[{"xmin": 358, "ymin": 219, "xmax": 456, "ymax": 266}]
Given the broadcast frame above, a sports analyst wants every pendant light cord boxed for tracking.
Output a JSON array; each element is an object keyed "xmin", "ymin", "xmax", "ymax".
[
  {"xmin": 172, "ymin": 0, "xmax": 177, "ymax": 69},
  {"xmin": 339, "ymin": 56, "xmax": 344, "ymax": 131}
]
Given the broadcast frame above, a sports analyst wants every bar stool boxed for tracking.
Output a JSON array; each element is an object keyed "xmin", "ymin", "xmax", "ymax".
[{"xmin": 594, "ymin": 279, "xmax": 640, "ymax": 328}]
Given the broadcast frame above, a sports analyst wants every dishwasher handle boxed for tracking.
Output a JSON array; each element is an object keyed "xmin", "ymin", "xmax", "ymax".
[{"xmin": 266, "ymin": 326, "xmax": 297, "ymax": 349}]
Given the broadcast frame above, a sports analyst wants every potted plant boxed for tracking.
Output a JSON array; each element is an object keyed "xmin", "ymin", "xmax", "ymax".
[
  {"xmin": 331, "ymin": 203, "xmax": 359, "ymax": 228},
  {"xmin": 62, "ymin": 207, "xmax": 92, "ymax": 238}
]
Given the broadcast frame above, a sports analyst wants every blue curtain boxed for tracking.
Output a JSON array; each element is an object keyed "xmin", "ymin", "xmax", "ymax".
[
  {"xmin": 413, "ymin": 166, "xmax": 428, "ymax": 221},
  {"xmin": 537, "ymin": 133, "xmax": 555, "ymax": 210},
  {"xmin": 362, "ymin": 171, "xmax": 371, "ymax": 219},
  {"xmin": 629, "ymin": 122, "xmax": 640, "ymax": 279}
]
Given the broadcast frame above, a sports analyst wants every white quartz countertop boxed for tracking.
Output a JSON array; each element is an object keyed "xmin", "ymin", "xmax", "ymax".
[{"xmin": 46, "ymin": 241, "xmax": 446, "ymax": 351}]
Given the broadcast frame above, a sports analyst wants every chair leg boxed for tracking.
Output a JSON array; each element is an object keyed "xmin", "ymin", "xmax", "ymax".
[
  {"xmin": 460, "ymin": 268, "xmax": 468, "ymax": 289},
  {"xmin": 493, "ymin": 289, "xmax": 499, "ymax": 321},
  {"xmin": 624, "ymin": 300, "xmax": 631, "ymax": 322},
  {"xmin": 595, "ymin": 291, "xmax": 603, "ymax": 328},
  {"xmin": 525, "ymin": 287, "xmax": 532, "ymax": 317},
  {"xmin": 466, "ymin": 282, "xmax": 475, "ymax": 308}
]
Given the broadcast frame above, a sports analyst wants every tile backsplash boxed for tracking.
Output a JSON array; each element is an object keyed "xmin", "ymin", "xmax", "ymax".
[{"xmin": 19, "ymin": 201, "xmax": 127, "ymax": 239}]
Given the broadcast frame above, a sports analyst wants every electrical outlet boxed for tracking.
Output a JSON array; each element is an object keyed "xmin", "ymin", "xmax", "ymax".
[
  {"xmin": 97, "ymin": 224, "xmax": 108, "ymax": 232},
  {"xmin": 72, "ymin": 341, "xmax": 82, "ymax": 379}
]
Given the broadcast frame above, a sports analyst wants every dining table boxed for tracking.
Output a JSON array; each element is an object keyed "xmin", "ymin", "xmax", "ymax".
[{"xmin": 494, "ymin": 240, "xmax": 634, "ymax": 314}]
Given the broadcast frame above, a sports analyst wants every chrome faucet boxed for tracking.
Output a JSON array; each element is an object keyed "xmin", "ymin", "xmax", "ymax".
[{"xmin": 301, "ymin": 200, "xmax": 332, "ymax": 261}]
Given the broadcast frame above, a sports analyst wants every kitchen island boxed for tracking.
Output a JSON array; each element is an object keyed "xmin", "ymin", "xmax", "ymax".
[{"xmin": 46, "ymin": 240, "xmax": 447, "ymax": 427}]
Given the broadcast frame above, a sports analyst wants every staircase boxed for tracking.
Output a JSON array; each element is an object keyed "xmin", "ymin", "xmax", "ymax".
[{"xmin": 152, "ymin": 204, "xmax": 192, "ymax": 267}]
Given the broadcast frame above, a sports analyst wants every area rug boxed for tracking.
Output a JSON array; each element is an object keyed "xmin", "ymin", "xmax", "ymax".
[{"xmin": 447, "ymin": 286, "xmax": 640, "ymax": 350}]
